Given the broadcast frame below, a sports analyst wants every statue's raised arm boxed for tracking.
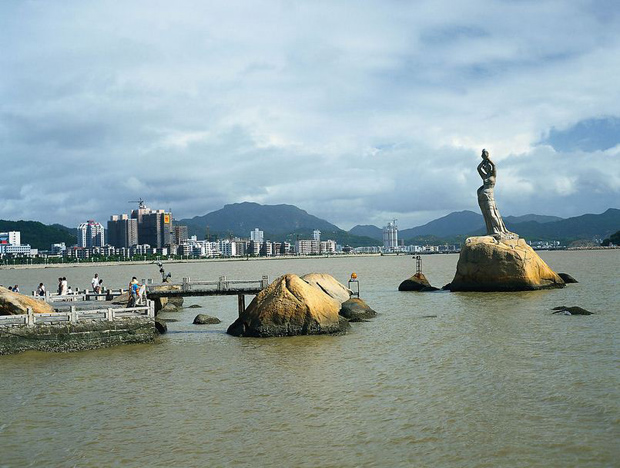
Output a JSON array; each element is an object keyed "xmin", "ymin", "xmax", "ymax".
[{"xmin": 476, "ymin": 149, "xmax": 517, "ymax": 240}]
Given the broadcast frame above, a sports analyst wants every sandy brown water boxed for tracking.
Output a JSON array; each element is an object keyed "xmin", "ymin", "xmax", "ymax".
[{"xmin": 1, "ymin": 251, "xmax": 618, "ymax": 467}]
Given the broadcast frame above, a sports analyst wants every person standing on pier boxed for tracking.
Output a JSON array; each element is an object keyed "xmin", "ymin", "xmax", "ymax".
[
  {"xmin": 91, "ymin": 273, "xmax": 101, "ymax": 293},
  {"xmin": 60, "ymin": 277, "xmax": 68, "ymax": 295},
  {"xmin": 127, "ymin": 277, "xmax": 140, "ymax": 307}
]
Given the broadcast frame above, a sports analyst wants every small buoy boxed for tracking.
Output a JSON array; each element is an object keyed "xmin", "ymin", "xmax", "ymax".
[{"xmin": 350, "ymin": 272, "xmax": 358, "ymax": 280}]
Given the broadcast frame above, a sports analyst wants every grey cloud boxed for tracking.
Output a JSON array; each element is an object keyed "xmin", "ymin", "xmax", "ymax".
[{"xmin": 0, "ymin": 0, "xmax": 619, "ymax": 229}]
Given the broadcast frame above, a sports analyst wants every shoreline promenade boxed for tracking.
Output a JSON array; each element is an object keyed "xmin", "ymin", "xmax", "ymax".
[{"xmin": 0, "ymin": 246, "xmax": 616, "ymax": 271}]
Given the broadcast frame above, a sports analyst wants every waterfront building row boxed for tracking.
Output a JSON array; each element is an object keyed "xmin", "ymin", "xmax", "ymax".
[
  {"xmin": 353, "ymin": 244, "xmax": 461, "ymax": 254},
  {"xmin": 52, "ymin": 236, "xmax": 337, "ymax": 259}
]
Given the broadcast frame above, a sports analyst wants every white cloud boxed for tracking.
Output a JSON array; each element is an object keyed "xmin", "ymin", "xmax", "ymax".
[{"xmin": 0, "ymin": 0, "xmax": 619, "ymax": 229}]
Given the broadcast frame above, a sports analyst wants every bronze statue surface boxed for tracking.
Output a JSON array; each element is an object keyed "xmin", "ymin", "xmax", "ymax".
[{"xmin": 476, "ymin": 149, "xmax": 517, "ymax": 240}]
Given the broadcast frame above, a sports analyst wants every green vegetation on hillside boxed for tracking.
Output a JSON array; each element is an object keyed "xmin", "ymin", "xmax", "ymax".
[
  {"xmin": 0, "ymin": 220, "xmax": 76, "ymax": 250},
  {"xmin": 403, "ymin": 234, "xmax": 467, "ymax": 246},
  {"xmin": 180, "ymin": 202, "xmax": 381, "ymax": 247},
  {"xmin": 601, "ymin": 230, "xmax": 620, "ymax": 246}
]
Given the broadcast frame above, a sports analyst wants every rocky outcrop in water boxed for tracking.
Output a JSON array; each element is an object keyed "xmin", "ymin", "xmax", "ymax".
[
  {"xmin": 301, "ymin": 273, "xmax": 352, "ymax": 303},
  {"xmin": 558, "ymin": 273, "xmax": 578, "ymax": 284},
  {"xmin": 159, "ymin": 296, "xmax": 184, "ymax": 312},
  {"xmin": 193, "ymin": 314, "xmax": 221, "ymax": 324},
  {"xmin": 398, "ymin": 273, "xmax": 438, "ymax": 292},
  {"xmin": 449, "ymin": 236, "xmax": 565, "ymax": 291},
  {"xmin": 155, "ymin": 318, "xmax": 168, "ymax": 334},
  {"xmin": 0, "ymin": 286, "xmax": 54, "ymax": 315},
  {"xmin": 227, "ymin": 274, "xmax": 349, "ymax": 337},
  {"xmin": 552, "ymin": 306, "xmax": 593, "ymax": 315},
  {"xmin": 339, "ymin": 298, "xmax": 377, "ymax": 322}
]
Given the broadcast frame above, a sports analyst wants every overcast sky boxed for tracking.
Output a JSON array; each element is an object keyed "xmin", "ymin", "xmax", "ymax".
[{"xmin": 1, "ymin": 0, "xmax": 619, "ymax": 230}]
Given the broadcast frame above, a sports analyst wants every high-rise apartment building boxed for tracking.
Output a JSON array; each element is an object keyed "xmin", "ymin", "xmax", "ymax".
[
  {"xmin": 172, "ymin": 225, "xmax": 188, "ymax": 245},
  {"xmin": 130, "ymin": 203, "xmax": 173, "ymax": 249},
  {"xmin": 108, "ymin": 214, "xmax": 138, "ymax": 248},
  {"xmin": 383, "ymin": 220, "xmax": 398, "ymax": 250},
  {"xmin": 250, "ymin": 228, "xmax": 264, "ymax": 244},
  {"xmin": 77, "ymin": 220, "xmax": 105, "ymax": 248},
  {"xmin": 295, "ymin": 239, "xmax": 320, "ymax": 255},
  {"xmin": 260, "ymin": 241, "xmax": 273, "ymax": 256}
]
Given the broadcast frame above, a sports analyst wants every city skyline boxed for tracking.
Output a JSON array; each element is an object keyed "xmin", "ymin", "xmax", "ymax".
[{"xmin": 1, "ymin": 1, "xmax": 619, "ymax": 230}]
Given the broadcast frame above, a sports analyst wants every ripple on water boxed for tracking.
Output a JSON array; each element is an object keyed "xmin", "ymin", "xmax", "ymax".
[{"xmin": 1, "ymin": 252, "xmax": 618, "ymax": 467}]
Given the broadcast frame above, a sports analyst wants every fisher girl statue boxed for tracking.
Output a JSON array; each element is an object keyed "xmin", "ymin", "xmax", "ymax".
[{"xmin": 476, "ymin": 149, "xmax": 518, "ymax": 240}]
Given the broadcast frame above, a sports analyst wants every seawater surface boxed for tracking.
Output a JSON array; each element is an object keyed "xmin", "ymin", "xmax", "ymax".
[{"xmin": 1, "ymin": 252, "xmax": 618, "ymax": 467}]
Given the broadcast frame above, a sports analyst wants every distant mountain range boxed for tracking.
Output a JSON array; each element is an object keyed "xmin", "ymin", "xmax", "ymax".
[
  {"xmin": 500, "ymin": 208, "xmax": 620, "ymax": 241},
  {"xmin": 177, "ymin": 202, "xmax": 378, "ymax": 247},
  {"xmin": 180, "ymin": 203, "xmax": 618, "ymax": 245},
  {"xmin": 350, "ymin": 211, "xmax": 564, "ymax": 241},
  {"xmin": 179, "ymin": 202, "xmax": 340, "ymax": 236},
  {"xmin": 2, "ymin": 204, "xmax": 618, "ymax": 250}
]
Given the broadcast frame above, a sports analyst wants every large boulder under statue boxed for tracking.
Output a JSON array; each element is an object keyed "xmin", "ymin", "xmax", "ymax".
[
  {"xmin": 0, "ymin": 287, "xmax": 55, "ymax": 315},
  {"xmin": 448, "ymin": 236, "xmax": 565, "ymax": 292},
  {"xmin": 227, "ymin": 274, "xmax": 349, "ymax": 337}
]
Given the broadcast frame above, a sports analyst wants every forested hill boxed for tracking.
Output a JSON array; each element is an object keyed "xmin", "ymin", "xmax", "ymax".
[
  {"xmin": 502, "ymin": 208, "xmax": 620, "ymax": 241},
  {"xmin": 179, "ymin": 202, "xmax": 340, "ymax": 237},
  {"xmin": 0, "ymin": 220, "xmax": 76, "ymax": 250},
  {"xmin": 178, "ymin": 202, "xmax": 378, "ymax": 247}
]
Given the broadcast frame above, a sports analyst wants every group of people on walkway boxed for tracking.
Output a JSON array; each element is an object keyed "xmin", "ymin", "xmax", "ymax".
[{"xmin": 4, "ymin": 272, "xmax": 146, "ymax": 309}]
